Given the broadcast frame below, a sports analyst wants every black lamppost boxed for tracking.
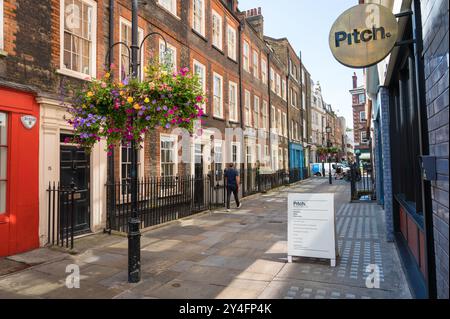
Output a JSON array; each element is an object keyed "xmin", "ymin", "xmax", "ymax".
[
  {"xmin": 326, "ymin": 125, "xmax": 332, "ymax": 185},
  {"xmin": 105, "ymin": 0, "xmax": 168, "ymax": 283}
]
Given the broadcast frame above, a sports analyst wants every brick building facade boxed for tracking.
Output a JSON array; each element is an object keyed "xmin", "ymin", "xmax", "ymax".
[{"xmin": 0, "ymin": 0, "xmax": 316, "ymax": 257}]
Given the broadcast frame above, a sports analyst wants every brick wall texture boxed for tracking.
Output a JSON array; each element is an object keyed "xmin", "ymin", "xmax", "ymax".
[{"xmin": 421, "ymin": 0, "xmax": 449, "ymax": 299}]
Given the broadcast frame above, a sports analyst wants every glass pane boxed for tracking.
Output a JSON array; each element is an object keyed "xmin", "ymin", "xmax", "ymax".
[
  {"xmin": 0, "ymin": 181, "xmax": 5, "ymax": 214},
  {"xmin": 0, "ymin": 113, "xmax": 7, "ymax": 145},
  {"xmin": 0, "ymin": 148, "xmax": 6, "ymax": 179}
]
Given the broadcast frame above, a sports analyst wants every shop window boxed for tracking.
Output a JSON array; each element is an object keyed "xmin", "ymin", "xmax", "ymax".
[{"xmin": 0, "ymin": 112, "xmax": 8, "ymax": 214}]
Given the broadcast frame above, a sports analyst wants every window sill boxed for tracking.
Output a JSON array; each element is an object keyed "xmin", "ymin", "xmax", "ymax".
[
  {"xmin": 192, "ymin": 29, "xmax": 208, "ymax": 42},
  {"xmin": 213, "ymin": 116, "xmax": 225, "ymax": 122},
  {"xmin": 212, "ymin": 45, "xmax": 224, "ymax": 55},
  {"xmin": 56, "ymin": 69, "xmax": 94, "ymax": 82},
  {"xmin": 0, "ymin": 49, "xmax": 8, "ymax": 57},
  {"xmin": 155, "ymin": 3, "xmax": 181, "ymax": 20},
  {"xmin": 227, "ymin": 56, "xmax": 238, "ymax": 64}
]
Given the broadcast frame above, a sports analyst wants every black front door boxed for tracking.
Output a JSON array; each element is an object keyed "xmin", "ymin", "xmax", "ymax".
[
  {"xmin": 194, "ymin": 144, "xmax": 204, "ymax": 205},
  {"xmin": 60, "ymin": 145, "xmax": 91, "ymax": 235}
]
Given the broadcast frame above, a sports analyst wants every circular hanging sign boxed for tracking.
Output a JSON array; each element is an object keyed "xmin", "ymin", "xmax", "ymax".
[{"xmin": 329, "ymin": 4, "xmax": 399, "ymax": 68}]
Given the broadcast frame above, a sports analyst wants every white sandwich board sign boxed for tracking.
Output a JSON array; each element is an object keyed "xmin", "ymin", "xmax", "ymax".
[{"xmin": 287, "ymin": 193, "xmax": 338, "ymax": 267}]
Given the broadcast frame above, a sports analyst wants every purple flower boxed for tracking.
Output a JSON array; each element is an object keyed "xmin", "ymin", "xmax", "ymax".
[
  {"xmin": 165, "ymin": 123, "xmax": 171, "ymax": 129},
  {"xmin": 145, "ymin": 116, "xmax": 151, "ymax": 121},
  {"xmin": 163, "ymin": 106, "xmax": 168, "ymax": 111}
]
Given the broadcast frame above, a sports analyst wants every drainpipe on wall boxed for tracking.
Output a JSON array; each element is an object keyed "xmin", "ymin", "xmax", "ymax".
[
  {"xmin": 106, "ymin": 0, "xmax": 115, "ymax": 230},
  {"xmin": 267, "ymin": 51, "xmax": 273, "ymax": 171},
  {"xmin": 285, "ymin": 47, "xmax": 291, "ymax": 172}
]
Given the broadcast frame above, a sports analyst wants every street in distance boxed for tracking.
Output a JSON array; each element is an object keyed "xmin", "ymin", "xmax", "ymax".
[{"xmin": 179, "ymin": 303, "xmax": 272, "ymax": 317}]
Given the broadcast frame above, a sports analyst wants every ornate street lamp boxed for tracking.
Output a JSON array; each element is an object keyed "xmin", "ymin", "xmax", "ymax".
[{"xmin": 104, "ymin": 0, "xmax": 168, "ymax": 283}]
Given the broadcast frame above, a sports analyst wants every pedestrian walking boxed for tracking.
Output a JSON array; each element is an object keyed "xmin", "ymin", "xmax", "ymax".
[{"xmin": 224, "ymin": 163, "xmax": 242, "ymax": 212}]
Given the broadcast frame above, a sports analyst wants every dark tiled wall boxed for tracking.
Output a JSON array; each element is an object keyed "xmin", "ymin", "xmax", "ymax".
[{"xmin": 421, "ymin": 0, "xmax": 449, "ymax": 299}]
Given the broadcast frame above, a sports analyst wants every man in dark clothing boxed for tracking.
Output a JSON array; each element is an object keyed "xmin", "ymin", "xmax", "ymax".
[{"xmin": 224, "ymin": 164, "xmax": 241, "ymax": 211}]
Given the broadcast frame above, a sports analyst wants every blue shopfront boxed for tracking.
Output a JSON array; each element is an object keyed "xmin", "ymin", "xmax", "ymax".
[{"xmin": 289, "ymin": 143, "xmax": 304, "ymax": 179}]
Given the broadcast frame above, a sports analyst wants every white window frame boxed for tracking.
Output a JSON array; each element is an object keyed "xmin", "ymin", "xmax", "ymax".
[
  {"xmin": 227, "ymin": 24, "xmax": 237, "ymax": 61},
  {"xmin": 214, "ymin": 140, "xmax": 224, "ymax": 180},
  {"xmin": 262, "ymin": 101, "xmax": 268, "ymax": 131},
  {"xmin": 159, "ymin": 39, "xmax": 177, "ymax": 72},
  {"xmin": 0, "ymin": 0, "xmax": 4, "ymax": 51},
  {"xmin": 360, "ymin": 111, "xmax": 367, "ymax": 122},
  {"xmin": 231, "ymin": 142, "xmax": 241, "ymax": 165},
  {"xmin": 282, "ymin": 79, "xmax": 287, "ymax": 100},
  {"xmin": 160, "ymin": 134, "xmax": 178, "ymax": 177},
  {"xmin": 193, "ymin": 59, "xmax": 206, "ymax": 113},
  {"xmin": 271, "ymin": 105, "xmax": 276, "ymax": 132},
  {"xmin": 119, "ymin": 17, "xmax": 144, "ymax": 81},
  {"xmin": 253, "ymin": 50, "xmax": 259, "ymax": 79},
  {"xmin": 276, "ymin": 73, "xmax": 281, "ymax": 96},
  {"xmin": 158, "ymin": 0, "xmax": 178, "ymax": 17},
  {"xmin": 59, "ymin": 0, "xmax": 97, "ymax": 80},
  {"xmin": 211, "ymin": 10, "xmax": 223, "ymax": 50},
  {"xmin": 361, "ymin": 131, "xmax": 369, "ymax": 144},
  {"xmin": 261, "ymin": 58, "xmax": 267, "ymax": 84},
  {"xmin": 254, "ymin": 95, "xmax": 260, "ymax": 128},
  {"xmin": 270, "ymin": 68, "xmax": 275, "ymax": 92},
  {"xmin": 244, "ymin": 90, "xmax": 251, "ymax": 127},
  {"xmin": 192, "ymin": 0, "xmax": 205, "ymax": 36},
  {"xmin": 243, "ymin": 40, "xmax": 250, "ymax": 72},
  {"xmin": 213, "ymin": 72, "xmax": 223, "ymax": 119},
  {"xmin": 277, "ymin": 109, "xmax": 282, "ymax": 135},
  {"xmin": 120, "ymin": 141, "xmax": 145, "ymax": 196},
  {"xmin": 282, "ymin": 112, "xmax": 287, "ymax": 137},
  {"xmin": 229, "ymin": 81, "xmax": 238, "ymax": 122},
  {"xmin": 302, "ymin": 92, "xmax": 306, "ymax": 110}
]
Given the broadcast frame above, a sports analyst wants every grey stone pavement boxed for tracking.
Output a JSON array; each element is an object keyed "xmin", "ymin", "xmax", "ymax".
[{"xmin": 0, "ymin": 178, "xmax": 412, "ymax": 299}]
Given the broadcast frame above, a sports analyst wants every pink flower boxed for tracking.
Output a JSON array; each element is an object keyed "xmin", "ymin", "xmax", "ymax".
[
  {"xmin": 196, "ymin": 96, "xmax": 203, "ymax": 103},
  {"xmin": 101, "ymin": 82, "xmax": 107, "ymax": 88}
]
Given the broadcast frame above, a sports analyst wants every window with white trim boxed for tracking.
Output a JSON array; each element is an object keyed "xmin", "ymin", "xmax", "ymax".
[
  {"xmin": 361, "ymin": 131, "xmax": 369, "ymax": 144},
  {"xmin": 0, "ymin": 0, "xmax": 4, "ymax": 51},
  {"xmin": 254, "ymin": 96, "xmax": 260, "ymax": 128},
  {"xmin": 303, "ymin": 119, "xmax": 307, "ymax": 141},
  {"xmin": 119, "ymin": 18, "xmax": 144, "ymax": 81},
  {"xmin": 272, "ymin": 148, "xmax": 278, "ymax": 171},
  {"xmin": 282, "ymin": 112, "xmax": 287, "ymax": 137},
  {"xmin": 278, "ymin": 147, "xmax": 283, "ymax": 171},
  {"xmin": 121, "ymin": 142, "xmax": 142, "ymax": 195},
  {"xmin": 276, "ymin": 73, "xmax": 281, "ymax": 96},
  {"xmin": 160, "ymin": 135, "xmax": 177, "ymax": 177},
  {"xmin": 270, "ymin": 68, "xmax": 275, "ymax": 92},
  {"xmin": 265, "ymin": 145, "xmax": 269, "ymax": 164},
  {"xmin": 253, "ymin": 50, "xmax": 259, "ymax": 79},
  {"xmin": 61, "ymin": 0, "xmax": 97, "ymax": 78},
  {"xmin": 262, "ymin": 101, "xmax": 268, "ymax": 131},
  {"xmin": 360, "ymin": 111, "xmax": 366, "ymax": 122},
  {"xmin": 231, "ymin": 142, "xmax": 240, "ymax": 164},
  {"xmin": 302, "ymin": 92, "xmax": 306, "ymax": 110},
  {"xmin": 158, "ymin": 0, "xmax": 177, "ymax": 16},
  {"xmin": 213, "ymin": 72, "xmax": 223, "ymax": 118},
  {"xmin": 243, "ymin": 40, "xmax": 250, "ymax": 72},
  {"xmin": 192, "ymin": 0, "xmax": 205, "ymax": 36},
  {"xmin": 271, "ymin": 105, "xmax": 276, "ymax": 131},
  {"xmin": 277, "ymin": 109, "xmax": 282, "ymax": 135},
  {"xmin": 229, "ymin": 81, "xmax": 238, "ymax": 122},
  {"xmin": 212, "ymin": 10, "xmax": 223, "ymax": 50},
  {"xmin": 193, "ymin": 60, "xmax": 206, "ymax": 113},
  {"xmin": 214, "ymin": 140, "xmax": 223, "ymax": 181},
  {"xmin": 261, "ymin": 58, "xmax": 267, "ymax": 84},
  {"xmin": 244, "ymin": 90, "xmax": 251, "ymax": 127},
  {"xmin": 282, "ymin": 79, "xmax": 286, "ymax": 100},
  {"xmin": 227, "ymin": 25, "xmax": 236, "ymax": 60},
  {"xmin": 0, "ymin": 112, "xmax": 7, "ymax": 215},
  {"xmin": 160, "ymin": 40, "xmax": 177, "ymax": 72}
]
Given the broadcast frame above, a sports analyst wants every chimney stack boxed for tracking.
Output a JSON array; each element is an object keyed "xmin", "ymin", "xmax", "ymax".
[
  {"xmin": 246, "ymin": 7, "xmax": 264, "ymax": 39},
  {"xmin": 352, "ymin": 72, "xmax": 358, "ymax": 89}
]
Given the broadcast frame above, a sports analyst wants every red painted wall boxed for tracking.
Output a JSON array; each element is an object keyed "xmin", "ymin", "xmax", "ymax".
[{"xmin": 0, "ymin": 86, "xmax": 39, "ymax": 257}]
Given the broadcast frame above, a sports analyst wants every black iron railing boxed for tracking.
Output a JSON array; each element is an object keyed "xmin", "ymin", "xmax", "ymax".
[
  {"xmin": 46, "ymin": 182, "xmax": 77, "ymax": 249},
  {"xmin": 105, "ymin": 169, "xmax": 311, "ymax": 234},
  {"xmin": 350, "ymin": 164, "xmax": 376, "ymax": 201}
]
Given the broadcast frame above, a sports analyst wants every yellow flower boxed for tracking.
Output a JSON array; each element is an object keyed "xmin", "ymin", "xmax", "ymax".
[
  {"xmin": 105, "ymin": 72, "xmax": 111, "ymax": 79},
  {"xmin": 133, "ymin": 103, "xmax": 142, "ymax": 110},
  {"xmin": 143, "ymin": 66, "xmax": 148, "ymax": 73},
  {"xmin": 82, "ymin": 104, "xmax": 87, "ymax": 109},
  {"xmin": 86, "ymin": 91, "xmax": 94, "ymax": 98},
  {"xmin": 118, "ymin": 83, "xmax": 124, "ymax": 88},
  {"xmin": 120, "ymin": 91, "xmax": 124, "ymax": 96},
  {"xmin": 161, "ymin": 71, "xmax": 168, "ymax": 76},
  {"xmin": 127, "ymin": 97, "xmax": 134, "ymax": 103},
  {"xmin": 144, "ymin": 97, "xmax": 150, "ymax": 104}
]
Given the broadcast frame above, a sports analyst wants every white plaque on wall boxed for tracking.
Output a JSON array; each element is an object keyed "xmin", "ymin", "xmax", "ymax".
[
  {"xmin": 288, "ymin": 193, "xmax": 338, "ymax": 267},
  {"xmin": 21, "ymin": 115, "xmax": 37, "ymax": 130}
]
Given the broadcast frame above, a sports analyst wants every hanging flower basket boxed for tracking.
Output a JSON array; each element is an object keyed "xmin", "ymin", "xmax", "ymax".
[{"xmin": 65, "ymin": 61, "xmax": 206, "ymax": 155}]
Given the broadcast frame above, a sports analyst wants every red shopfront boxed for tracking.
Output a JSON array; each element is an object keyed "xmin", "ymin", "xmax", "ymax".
[{"xmin": 0, "ymin": 86, "xmax": 39, "ymax": 257}]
